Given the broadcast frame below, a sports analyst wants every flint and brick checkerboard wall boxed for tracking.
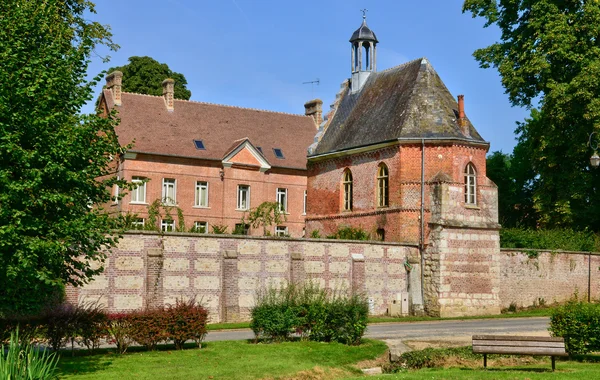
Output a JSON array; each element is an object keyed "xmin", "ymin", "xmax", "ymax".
[
  {"xmin": 497, "ymin": 249, "xmax": 600, "ymax": 308},
  {"xmin": 67, "ymin": 232, "xmax": 417, "ymax": 322}
]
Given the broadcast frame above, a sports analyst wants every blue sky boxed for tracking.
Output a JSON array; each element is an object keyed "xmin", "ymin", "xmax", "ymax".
[{"xmin": 86, "ymin": 0, "xmax": 530, "ymax": 154}]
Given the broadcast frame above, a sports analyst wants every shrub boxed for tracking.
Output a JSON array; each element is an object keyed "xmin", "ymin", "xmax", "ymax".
[
  {"xmin": 250, "ymin": 282, "xmax": 369, "ymax": 345},
  {"xmin": 76, "ymin": 303, "xmax": 109, "ymax": 351},
  {"xmin": 0, "ymin": 314, "xmax": 43, "ymax": 345},
  {"xmin": 41, "ymin": 303, "xmax": 81, "ymax": 351},
  {"xmin": 107, "ymin": 313, "xmax": 134, "ymax": 354},
  {"xmin": 127, "ymin": 308, "xmax": 167, "ymax": 350},
  {"xmin": 0, "ymin": 329, "xmax": 58, "ymax": 380},
  {"xmin": 164, "ymin": 298, "xmax": 208, "ymax": 349},
  {"xmin": 549, "ymin": 300, "xmax": 600, "ymax": 355},
  {"xmin": 500, "ymin": 228, "xmax": 600, "ymax": 252},
  {"xmin": 326, "ymin": 226, "xmax": 370, "ymax": 241}
]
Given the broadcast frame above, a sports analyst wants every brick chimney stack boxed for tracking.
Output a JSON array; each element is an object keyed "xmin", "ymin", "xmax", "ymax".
[
  {"xmin": 105, "ymin": 71, "xmax": 123, "ymax": 106},
  {"xmin": 304, "ymin": 99, "xmax": 323, "ymax": 128},
  {"xmin": 457, "ymin": 95, "xmax": 470, "ymax": 137},
  {"xmin": 162, "ymin": 78, "xmax": 175, "ymax": 112}
]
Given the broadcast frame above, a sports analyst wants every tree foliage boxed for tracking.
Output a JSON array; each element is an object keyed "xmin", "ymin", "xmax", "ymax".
[
  {"xmin": 0, "ymin": 0, "xmax": 129, "ymax": 315},
  {"xmin": 464, "ymin": 1, "xmax": 600, "ymax": 230},
  {"xmin": 107, "ymin": 56, "xmax": 192, "ymax": 100},
  {"xmin": 247, "ymin": 202, "xmax": 286, "ymax": 236}
]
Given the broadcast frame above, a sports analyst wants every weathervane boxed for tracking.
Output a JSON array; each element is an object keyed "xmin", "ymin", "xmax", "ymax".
[{"xmin": 361, "ymin": 8, "xmax": 368, "ymax": 20}]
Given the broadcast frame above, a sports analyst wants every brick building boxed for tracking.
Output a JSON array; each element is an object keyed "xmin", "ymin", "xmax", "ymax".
[
  {"xmin": 305, "ymin": 17, "xmax": 498, "ymax": 244},
  {"xmin": 98, "ymin": 73, "xmax": 318, "ymax": 237}
]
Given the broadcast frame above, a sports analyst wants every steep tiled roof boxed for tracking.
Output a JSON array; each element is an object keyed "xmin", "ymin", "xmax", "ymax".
[
  {"xmin": 105, "ymin": 90, "xmax": 316, "ymax": 170},
  {"xmin": 311, "ymin": 58, "xmax": 487, "ymax": 156}
]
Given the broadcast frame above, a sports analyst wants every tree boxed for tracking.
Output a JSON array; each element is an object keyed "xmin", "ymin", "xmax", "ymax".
[
  {"xmin": 464, "ymin": 1, "xmax": 600, "ymax": 230},
  {"xmin": 107, "ymin": 56, "xmax": 192, "ymax": 100},
  {"xmin": 247, "ymin": 202, "xmax": 287, "ymax": 236},
  {"xmin": 0, "ymin": 0, "xmax": 129, "ymax": 315}
]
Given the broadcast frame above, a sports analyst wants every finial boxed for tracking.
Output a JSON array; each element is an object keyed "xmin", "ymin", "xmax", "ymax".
[{"xmin": 361, "ymin": 8, "xmax": 368, "ymax": 20}]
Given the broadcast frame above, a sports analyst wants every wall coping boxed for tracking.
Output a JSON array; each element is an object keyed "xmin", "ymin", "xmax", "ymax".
[
  {"xmin": 122, "ymin": 230, "xmax": 419, "ymax": 248},
  {"xmin": 500, "ymin": 248, "xmax": 600, "ymax": 256}
]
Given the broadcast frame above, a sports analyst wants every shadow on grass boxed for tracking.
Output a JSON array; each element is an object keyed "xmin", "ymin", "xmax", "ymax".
[
  {"xmin": 56, "ymin": 353, "xmax": 113, "ymax": 377},
  {"xmin": 458, "ymin": 367, "xmax": 553, "ymax": 373},
  {"xmin": 569, "ymin": 353, "xmax": 600, "ymax": 363}
]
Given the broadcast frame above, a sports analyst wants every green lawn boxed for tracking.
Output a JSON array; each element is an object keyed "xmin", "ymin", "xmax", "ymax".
[
  {"xmin": 368, "ymin": 361, "xmax": 600, "ymax": 379},
  {"xmin": 56, "ymin": 339, "xmax": 388, "ymax": 379}
]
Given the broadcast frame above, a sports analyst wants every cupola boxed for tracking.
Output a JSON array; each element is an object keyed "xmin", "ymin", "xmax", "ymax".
[{"xmin": 350, "ymin": 10, "xmax": 378, "ymax": 93}]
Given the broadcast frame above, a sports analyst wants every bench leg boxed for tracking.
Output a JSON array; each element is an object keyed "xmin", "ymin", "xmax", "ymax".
[
  {"xmin": 483, "ymin": 354, "xmax": 487, "ymax": 368},
  {"xmin": 552, "ymin": 356, "xmax": 555, "ymax": 371}
]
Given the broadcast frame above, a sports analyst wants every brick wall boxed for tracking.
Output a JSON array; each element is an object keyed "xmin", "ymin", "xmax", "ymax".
[
  {"xmin": 497, "ymin": 249, "xmax": 600, "ymax": 308},
  {"xmin": 69, "ymin": 232, "xmax": 418, "ymax": 322}
]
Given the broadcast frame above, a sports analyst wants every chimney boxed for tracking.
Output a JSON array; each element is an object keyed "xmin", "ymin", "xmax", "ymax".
[
  {"xmin": 304, "ymin": 99, "xmax": 323, "ymax": 128},
  {"xmin": 105, "ymin": 71, "xmax": 123, "ymax": 106},
  {"xmin": 457, "ymin": 94, "xmax": 470, "ymax": 137},
  {"xmin": 162, "ymin": 78, "xmax": 175, "ymax": 111}
]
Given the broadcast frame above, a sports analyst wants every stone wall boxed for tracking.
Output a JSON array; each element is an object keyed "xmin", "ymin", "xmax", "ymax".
[
  {"xmin": 497, "ymin": 249, "xmax": 600, "ymax": 308},
  {"xmin": 69, "ymin": 232, "xmax": 418, "ymax": 322}
]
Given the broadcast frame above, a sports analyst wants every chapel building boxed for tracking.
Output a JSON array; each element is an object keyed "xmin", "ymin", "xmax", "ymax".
[{"xmin": 305, "ymin": 16, "xmax": 498, "ymax": 244}]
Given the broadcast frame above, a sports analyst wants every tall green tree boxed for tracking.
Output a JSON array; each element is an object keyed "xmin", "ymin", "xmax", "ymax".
[
  {"xmin": 464, "ymin": 0, "xmax": 600, "ymax": 230},
  {"xmin": 107, "ymin": 56, "xmax": 192, "ymax": 100},
  {"xmin": 0, "ymin": 0, "xmax": 129, "ymax": 314}
]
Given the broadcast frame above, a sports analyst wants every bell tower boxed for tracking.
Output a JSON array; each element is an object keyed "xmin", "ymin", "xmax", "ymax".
[{"xmin": 350, "ymin": 10, "xmax": 378, "ymax": 93}]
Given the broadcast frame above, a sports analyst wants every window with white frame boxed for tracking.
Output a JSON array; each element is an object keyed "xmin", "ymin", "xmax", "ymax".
[
  {"xmin": 303, "ymin": 190, "xmax": 307, "ymax": 215},
  {"xmin": 113, "ymin": 176, "xmax": 120, "ymax": 204},
  {"xmin": 343, "ymin": 169, "xmax": 353, "ymax": 211},
  {"xmin": 132, "ymin": 218, "xmax": 145, "ymax": 229},
  {"xmin": 276, "ymin": 188, "xmax": 287, "ymax": 213},
  {"xmin": 237, "ymin": 185, "xmax": 250, "ymax": 210},
  {"xmin": 275, "ymin": 226, "xmax": 288, "ymax": 237},
  {"xmin": 162, "ymin": 178, "xmax": 176, "ymax": 205},
  {"xmin": 464, "ymin": 163, "xmax": 477, "ymax": 205},
  {"xmin": 161, "ymin": 219, "xmax": 175, "ymax": 232},
  {"xmin": 195, "ymin": 181, "xmax": 209, "ymax": 207},
  {"xmin": 131, "ymin": 176, "xmax": 146, "ymax": 203},
  {"xmin": 194, "ymin": 221, "xmax": 208, "ymax": 233}
]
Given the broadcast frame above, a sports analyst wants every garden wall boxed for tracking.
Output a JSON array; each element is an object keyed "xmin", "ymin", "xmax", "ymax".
[
  {"xmin": 67, "ymin": 232, "xmax": 418, "ymax": 322},
  {"xmin": 497, "ymin": 249, "xmax": 600, "ymax": 308}
]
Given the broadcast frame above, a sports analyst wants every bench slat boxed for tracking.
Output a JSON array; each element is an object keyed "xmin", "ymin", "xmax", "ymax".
[
  {"xmin": 473, "ymin": 346, "xmax": 569, "ymax": 356},
  {"xmin": 472, "ymin": 335, "xmax": 564, "ymax": 342},
  {"xmin": 473, "ymin": 340, "xmax": 565, "ymax": 348}
]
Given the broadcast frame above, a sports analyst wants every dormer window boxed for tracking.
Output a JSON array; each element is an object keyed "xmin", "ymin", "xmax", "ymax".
[
  {"xmin": 256, "ymin": 146, "xmax": 263, "ymax": 154},
  {"xmin": 194, "ymin": 140, "xmax": 205, "ymax": 150},
  {"xmin": 273, "ymin": 148, "xmax": 285, "ymax": 159}
]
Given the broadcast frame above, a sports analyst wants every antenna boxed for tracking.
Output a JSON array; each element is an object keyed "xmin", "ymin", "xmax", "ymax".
[{"xmin": 302, "ymin": 78, "xmax": 320, "ymax": 96}]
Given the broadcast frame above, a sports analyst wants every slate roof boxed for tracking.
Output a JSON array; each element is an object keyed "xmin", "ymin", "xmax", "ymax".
[
  {"xmin": 103, "ymin": 90, "xmax": 316, "ymax": 170},
  {"xmin": 311, "ymin": 58, "xmax": 487, "ymax": 156},
  {"xmin": 350, "ymin": 19, "xmax": 378, "ymax": 43}
]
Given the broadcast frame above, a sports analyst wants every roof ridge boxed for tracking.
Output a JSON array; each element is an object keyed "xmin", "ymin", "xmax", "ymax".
[
  {"xmin": 377, "ymin": 57, "xmax": 425, "ymax": 74},
  {"xmin": 120, "ymin": 92, "xmax": 310, "ymax": 118}
]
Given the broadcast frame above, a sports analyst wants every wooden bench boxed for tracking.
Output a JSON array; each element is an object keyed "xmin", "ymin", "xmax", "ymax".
[{"xmin": 472, "ymin": 335, "xmax": 568, "ymax": 371}]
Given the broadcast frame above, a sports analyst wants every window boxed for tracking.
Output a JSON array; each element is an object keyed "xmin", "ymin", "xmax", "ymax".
[
  {"xmin": 275, "ymin": 226, "xmax": 288, "ymax": 237},
  {"xmin": 376, "ymin": 228, "xmax": 385, "ymax": 241},
  {"xmin": 131, "ymin": 176, "xmax": 146, "ymax": 203},
  {"xmin": 162, "ymin": 178, "xmax": 176, "ymax": 205},
  {"xmin": 273, "ymin": 148, "xmax": 285, "ymax": 159},
  {"xmin": 276, "ymin": 188, "xmax": 287, "ymax": 213},
  {"xmin": 303, "ymin": 190, "xmax": 307, "ymax": 215},
  {"xmin": 161, "ymin": 219, "xmax": 175, "ymax": 232},
  {"xmin": 193, "ymin": 221, "xmax": 208, "ymax": 233},
  {"xmin": 343, "ymin": 169, "xmax": 353, "ymax": 211},
  {"xmin": 195, "ymin": 181, "xmax": 209, "ymax": 207},
  {"xmin": 132, "ymin": 218, "xmax": 145, "ymax": 230},
  {"xmin": 234, "ymin": 223, "xmax": 250, "ymax": 235},
  {"xmin": 237, "ymin": 185, "xmax": 250, "ymax": 210},
  {"xmin": 113, "ymin": 176, "xmax": 119, "ymax": 204},
  {"xmin": 464, "ymin": 163, "xmax": 477, "ymax": 204},
  {"xmin": 256, "ymin": 146, "xmax": 263, "ymax": 154},
  {"xmin": 377, "ymin": 163, "xmax": 389, "ymax": 207},
  {"xmin": 193, "ymin": 139, "xmax": 205, "ymax": 150}
]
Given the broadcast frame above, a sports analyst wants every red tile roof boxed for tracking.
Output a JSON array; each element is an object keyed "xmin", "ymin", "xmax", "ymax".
[{"xmin": 104, "ymin": 90, "xmax": 316, "ymax": 170}]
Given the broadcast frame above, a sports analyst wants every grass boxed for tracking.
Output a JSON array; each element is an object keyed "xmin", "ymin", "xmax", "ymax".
[
  {"xmin": 56, "ymin": 339, "xmax": 388, "ymax": 379},
  {"xmin": 207, "ymin": 307, "xmax": 554, "ymax": 331}
]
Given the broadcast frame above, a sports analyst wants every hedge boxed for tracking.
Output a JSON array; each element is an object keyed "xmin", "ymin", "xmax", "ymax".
[
  {"xmin": 500, "ymin": 228, "xmax": 600, "ymax": 252},
  {"xmin": 549, "ymin": 301, "xmax": 600, "ymax": 355}
]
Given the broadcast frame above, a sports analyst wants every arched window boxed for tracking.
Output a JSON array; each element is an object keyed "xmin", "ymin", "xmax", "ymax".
[
  {"xmin": 343, "ymin": 169, "xmax": 353, "ymax": 211},
  {"xmin": 377, "ymin": 163, "xmax": 389, "ymax": 207},
  {"xmin": 464, "ymin": 163, "xmax": 477, "ymax": 204}
]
